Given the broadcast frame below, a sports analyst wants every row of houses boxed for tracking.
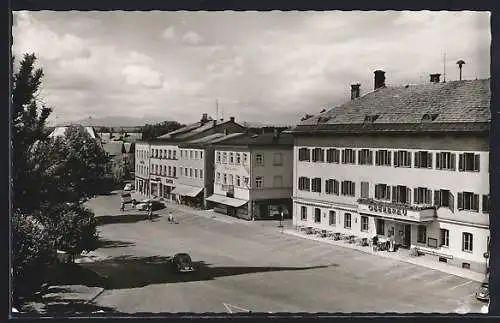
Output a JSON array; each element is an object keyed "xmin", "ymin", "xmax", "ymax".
[{"xmin": 135, "ymin": 70, "xmax": 491, "ymax": 274}]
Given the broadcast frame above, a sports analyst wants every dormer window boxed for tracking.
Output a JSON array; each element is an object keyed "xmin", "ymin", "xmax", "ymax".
[
  {"xmin": 421, "ymin": 113, "xmax": 439, "ymax": 122},
  {"xmin": 364, "ymin": 114, "xmax": 379, "ymax": 123}
]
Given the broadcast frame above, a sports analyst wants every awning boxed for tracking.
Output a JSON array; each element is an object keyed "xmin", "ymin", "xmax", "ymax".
[
  {"xmin": 171, "ymin": 184, "xmax": 203, "ymax": 197},
  {"xmin": 206, "ymin": 194, "xmax": 248, "ymax": 208}
]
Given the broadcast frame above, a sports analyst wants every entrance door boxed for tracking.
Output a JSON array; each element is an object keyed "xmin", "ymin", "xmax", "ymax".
[{"xmin": 403, "ymin": 224, "xmax": 411, "ymax": 248}]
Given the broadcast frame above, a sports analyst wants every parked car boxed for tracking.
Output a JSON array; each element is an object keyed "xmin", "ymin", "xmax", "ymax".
[
  {"xmin": 172, "ymin": 253, "xmax": 195, "ymax": 273},
  {"xmin": 476, "ymin": 279, "xmax": 489, "ymax": 302},
  {"xmin": 134, "ymin": 199, "xmax": 164, "ymax": 211},
  {"xmin": 121, "ymin": 192, "xmax": 132, "ymax": 204},
  {"xmin": 123, "ymin": 183, "xmax": 133, "ymax": 191}
]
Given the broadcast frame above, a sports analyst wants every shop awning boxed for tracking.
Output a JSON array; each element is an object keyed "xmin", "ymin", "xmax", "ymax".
[
  {"xmin": 171, "ymin": 184, "xmax": 203, "ymax": 197},
  {"xmin": 206, "ymin": 194, "xmax": 248, "ymax": 208}
]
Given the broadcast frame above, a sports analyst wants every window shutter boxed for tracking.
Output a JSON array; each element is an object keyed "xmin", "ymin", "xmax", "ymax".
[
  {"xmin": 414, "ymin": 188, "xmax": 418, "ymax": 203},
  {"xmin": 336, "ymin": 149, "xmax": 340, "ymax": 163},
  {"xmin": 459, "ymin": 153, "xmax": 464, "ymax": 171},
  {"xmin": 457, "ymin": 192, "xmax": 464, "ymax": 210},
  {"xmin": 427, "ymin": 153, "xmax": 432, "ymax": 169},
  {"xmin": 374, "ymin": 184, "xmax": 379, "ymax": 199},
  {"xmin": 414, "ymin": 152, "xmax": 420, "ymax": 168},
  {"xmin": 394, "ymin": 151, "xmax": 399, "ymax": 167},
  {"xmin": 450, "ymin": 153, "xmax": 456, "ymax": 170},
  {"xmin": 386, "ymin": 186, "xmax": 391, "ymax": 200},
  {"xmin": 352, "ymin": 182, "xmax": 356, "ymax": 196},
  {"xmin": 436, "ymin": 153, "xmax": 441, "ymax": 169},
  {"xmin": 434, "ymin": 190, "xmax": 441, "ymax": 206},
  {"xmin": 341, "ymin": 150, "xmax": 346, "ymax": 164},
  {"xmin": 426, "ymin": 189, "xmax": 432, "ymax": 205},
  {"xmin": 369, "ymin": 150, "xmax": 373, "ymax": 164},
  {"xmin": 334, "ymin": 180, "xmax": 339, "ymax": 195},
  {"xmin": 474, "ymin": 154, "xmax": 480, "ymax": 172},
  {"xmin": 392, "ymin": 186, "xmax": 397, "ymax": 203},
  {"xmin": 388, "ymin": 151, "xmax": 392, "ymax": 166},
  {"xmin": 353, "ymin": 150, "xmax": 357, "ymax": 164},
  {"xmin": 406, "ymin": 187, "xmax": 411, "ymax": 204},
  {"xmin": 449, "ymin": 192, "xmax": 454, "ymax": 213},
  {"xmin": 358, "ymin": 150, "xmax": 362, "ymax": 164},
  {"xmin": 375, "ymin": 151, "xmax": 380, "ymax": 165},
  {"xmin": 473, "ymin": 194, "xmax": 479, "ymax": 211}
]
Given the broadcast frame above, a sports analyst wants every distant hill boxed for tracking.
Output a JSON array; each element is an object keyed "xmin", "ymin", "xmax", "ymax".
[{"xmin": 57, "ymin": 116, "xmax": 168, "ymax": 128}]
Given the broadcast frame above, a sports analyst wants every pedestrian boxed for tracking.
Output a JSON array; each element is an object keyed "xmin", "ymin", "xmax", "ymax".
[
  {"xmin": 120, "ymin": 202, "xmax": 125, "ymax": 212},
  {"xmin": 168, "ymin": 212, "xmax": 172, "ymax": 223},
  {"xmin": 148, "ymin": 202, "xmax": 153, "ymax": 220}
]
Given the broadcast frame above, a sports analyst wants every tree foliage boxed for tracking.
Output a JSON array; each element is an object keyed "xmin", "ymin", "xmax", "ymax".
[{"xmin": 141, "ymin": 121, "xmax": 184, "ymax": 140}]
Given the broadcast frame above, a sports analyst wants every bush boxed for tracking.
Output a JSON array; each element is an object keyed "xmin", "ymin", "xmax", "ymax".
[{"xmin": 11, "ymin": 212, "xmax": 53, "ymax": 304}]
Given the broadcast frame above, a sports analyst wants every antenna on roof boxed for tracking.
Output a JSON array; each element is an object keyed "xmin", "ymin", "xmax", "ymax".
[
  {"xmin": 443, "ymin": 53, "xmax": 446, "ymax": 83},
  {"xmin": 215, "ymin": 99, "xmax": 219, "ymax": 121},
  {"xmin": 220, "ymin": 103, "xmax": 224, "ymax": 122}
]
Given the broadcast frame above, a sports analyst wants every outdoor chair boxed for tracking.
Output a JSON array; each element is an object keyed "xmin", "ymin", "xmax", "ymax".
[{"xmin": 333, "ymin": 232, "xmax": 341, "ymax": 241}]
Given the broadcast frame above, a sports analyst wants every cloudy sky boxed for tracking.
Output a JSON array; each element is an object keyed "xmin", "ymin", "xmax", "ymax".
[{"xmin": 12, "ymin": 10, "xmax": 491, "ymax": 126}]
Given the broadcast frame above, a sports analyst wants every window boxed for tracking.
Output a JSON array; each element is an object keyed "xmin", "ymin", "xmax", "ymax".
[
  {"xmin": 190, "ymin": 151, "xmax": 193, "ymax": 159},
  {"xmin": 189, "ymin": 168, "xmax": 193, "ymax": 178},
  {"xmin": 229, "ymin": 174, "xmax": 233, "ymax": 185},
  {"xmin": 462, "ymin": 263, "xmax": 471, "ymax": 269},
  {"xmin": 459, "ymin": 153, "xmax": 480, "ymax": 172},
  {"xmin": 375, "ymin": 184, "xmax": 391, "ymax": 201},
  {"xmin": 329, "ymin": 211, "xmax": 336, "ymax": 226},
  {"xmin": 223, "ymin": 174, "xmax": 227, "ymax": 184},
  {"xmin": 173, "ymin": 167, "xmax": 176, "ymax": 177},
  {"xmin": 325, "ymin": 179, "xmax": 339, "ymax": 195},
  {"xmin": 344, "ymin": 213, "xmax": 352, "ymax": 229},
  {"xmin": 375, "ymin": 150, "xmax": 392, "ymax": 166},
  {"xmin": 298, "ymin": 148, "xmax": 311, "ymax": 161},
  {"xmin": 200, "ymin": 169, "xmax": 203, "ymax": 179},
  {"xmin": 159, "ymin": 150, "xmax": 163, "ymax": 159},
  {"xmin": 236, "ymin": 175, "xmax": 241, "ymax": 187},
  {"xmin": 194, "ymin": 169, "xmax": 198, "ymax": 178},
  {"xmin": 216, "ymin": 173, "xmax": 221, "ymax": 183},
  {"xmin": 360, "ymin": 182, "xmax": 369, "ymax": 199},
  {"xmin": 173, "ymin": 150, "xmax": 177, "ymax": 159},
  {"xmin": 256, "ymin": 154, "xmax": 264, "ymax": 166},
  {"xmin": 236, "ymin": 153, "xmax": 241, "ymax": 164},
  {"xmin": 392, "ymin": 185, "xmax": 411, "ymax": 204},
  {"xmin": 243, "ymin": 176, "xmax": 249, "ymax": 187},
  {"xmin": 361, "ymin": 216, "xmax": 369, "ymax": 232},
  {"xmin": 341, "ymin": 181, "xmax": 355, "ymax": 197},
  {"xmin": 414, "ymin": 151, "xmax": 433, "ymax": 169},
  {"xmin": 301, "ymin": 206, "xmax": 307, "ymax": 220},
  {"xmin": 483, "ymin": 195, "xmax": 490, "ymax": 213},
  {"xmin": 462, "ymin": 232, "xmax": 473, "ymax": 252},
  {"xmin": 222, "ymin": 152, "xmax": 227, "ymax": 164},
  {"xmin": 376, "ymin": 218, "xmax": 385, "ymax": 235},
  {"xmin": 255, "ymin": 176, "xmax": 263, "ymax": 189},
  {"xmin": 216, "ymin": 152, "xmax": 221, "ymax": 163},
  {"xmin": 312, "ymin": 148, "xmax": 325, "ymax": 162},
  {"xmin": 194, "ymin": 151, "xmax": 198, "ymax": 159},
  {"xmin": 414, "ymin": 187, "xmax": 432, "ymax": 204},
  {"xmin": 440, "ymin": 229, "xmax": 449, "ymax": 247},
  {"xmin": 168, "ymin": 150, "xmax": 171, "ymax": 159},
  {"xmin": 434, "ymin": 189, "xmax": 454, "ymax": 211},
  {"xmin": 358, "ymin": 149, "xmax": 373, "ymax": 165},
  {"xmin": 417, "ymin": 225, "xmax": 427, "ymax": 243},
  {"xmin": 229, "ymin": 152, "xmax": 234, "ymax": 164},
  {"xmin": 200, "ymin": 151, "xmax": 203, "ymax": 159},
  {"xmin": 326, "ymin": 148, "xmax": 340, "ymax": 163},
  {"xmin": 243, "ymin": 153, "xmax": 248, "ymax": 164},
  {"xmin": 311, "ymin": 177, "xmax": 322, "ymax": 193},
  {"xmin": 273, "ymin": 153, "xmax": 283, "ymax": 165},
  {"xmin": 458, "ymin": 192, "xmax": 479, "ymax": 212},
  {"xmin": 314, "ymin": 208, "xmax": 321, "ymax": 223},
  {"xmin": 273, "ymin": 175, "xmax": 283, "ymax": 187},
  {"xmin": 341, "ymin": 149, "xmax": 356, "ymax": 164},
  {"xmin": 436, "ymin": 152, "xmax": 456, "ymax": 170},
  {"xmin": 394, "ymin": 150, "xmax": 411, "ymax": 167},
  {"xmin": 298, "ymin": 177, "xmax": 311, "ymax": 191}
]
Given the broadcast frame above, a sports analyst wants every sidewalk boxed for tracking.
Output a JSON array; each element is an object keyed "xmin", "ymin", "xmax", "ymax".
[{"xmin": 283, "ymin": 229, "xmax": 484, "ymax": 283}]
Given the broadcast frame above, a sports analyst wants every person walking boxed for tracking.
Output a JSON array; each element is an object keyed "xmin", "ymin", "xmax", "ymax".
[
  {"xmin": 147, "ymin": 202, "xmax": 153, "ymax": 220},
  {"xmin": 120, "ymin": 202, "xmax": 125, "ymax": 212}
]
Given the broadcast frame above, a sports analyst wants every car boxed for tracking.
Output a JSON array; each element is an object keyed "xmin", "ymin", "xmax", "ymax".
[
  {"xmin": 172, "ymin": 253, "xmax": 195, "ymax": 273},
  {"xmin": 476, "ymin": 279, "xmax": 489, "ymax": 302},
  {"xmin": 134, "ymin": 199, "xmax": 165, "ymax": 211},
  {"xmin": 121, "ymin": 192, "xmax": 132, "ymax": 203},
  {"xmin": 123, "ymin": 183, "xmax": 133, "ymax": 191}
]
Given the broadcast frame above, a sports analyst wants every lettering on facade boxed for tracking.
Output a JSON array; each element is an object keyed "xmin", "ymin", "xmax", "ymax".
[
  {"xmin": 165, "ymin": 179, "xmax": 174, "ymax": 184},
  {"xmin": 368, "ymin": 203, "xmax": 408, "ymax": 216}
]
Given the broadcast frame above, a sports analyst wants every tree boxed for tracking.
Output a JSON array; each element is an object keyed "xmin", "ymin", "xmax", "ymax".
[{"xmin": 141, "ymin": 121, "xmax": 184, "ymax": 140}]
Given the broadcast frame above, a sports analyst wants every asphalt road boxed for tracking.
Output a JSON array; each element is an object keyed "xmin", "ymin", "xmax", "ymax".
[{"xmin": 83, "ymin": 193, "xmax": 486, "ymax": 314}]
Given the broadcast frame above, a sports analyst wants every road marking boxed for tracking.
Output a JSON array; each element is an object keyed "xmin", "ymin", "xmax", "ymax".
[
  {"xmin": 223, "ymin": 303, "xmax": 251, "ymax": 313},
  {"xmin": 422, "ymin": 274, "xmax": 453, "ymax": 287},
  {"xmin": 447, "ymin": 280, "xmax": 474, "ymax": 291}
]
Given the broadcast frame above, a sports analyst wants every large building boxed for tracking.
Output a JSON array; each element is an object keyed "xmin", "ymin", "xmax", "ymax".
[
  {"xmin": 134, "ymin": 114, "xmax": 246, "ymax": 202},
  {"xmin": 207, "ymin": 130, "xmax": 294, "ymax": 220},
  {"xmin": 289, "ymin": 71, "xmax": 490, "ymax": 273}
]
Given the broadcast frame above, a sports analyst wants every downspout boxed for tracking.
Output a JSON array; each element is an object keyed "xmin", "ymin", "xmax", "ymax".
[{"xmin": 249, "ymin": 145, "xmax": 254, "ymax": 221}]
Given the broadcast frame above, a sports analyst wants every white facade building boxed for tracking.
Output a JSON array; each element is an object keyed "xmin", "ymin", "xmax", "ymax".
[{"xmin": 290, "ymin": 72, "xmax": 490, "ymax": 273}]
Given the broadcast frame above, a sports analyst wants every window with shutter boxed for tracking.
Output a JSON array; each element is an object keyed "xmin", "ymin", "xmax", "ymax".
[
  {"xmin": 450, "ymin": 153, "xmax": 456, "ymax": 170},
  {"xmin": 459, "ymin": 154, "xmax": 464, "ymax": 171},
  {"xmin": 394, "ymin": 151, "xmax": 399, "ymax": 167},
  {"xmin": 474, "ymin": 154, "xmax": 480, "ymax": 172},
  {"xmin": 392, "ymin": 186, "xmax": 397, "ymax": 203},
  {"xmin": 375, "ymin": 151, "xmax": 380, "ymax": 165},
  {"xmin": 427, "ymin": 153, "xmax": 433, "ymax": 169},
  {"xmin": 436, "ymin": 153, "xmax": 441, "ymax": 169},
  {"xmin": 426, "ymin": 189, "xmax": 432, "ymax": 205},
  {"xmin": 414, "ymin": 152, "xmax": 420, "ymax": 168},
  {"xmin": 406, "ymin": 153, "xmax": 411, "ymax": 167},
  {"xmin": 406, "ymin": 187, "xmax": 411, "ymax": 204},
  {"xmin": 448, "ymin": 192, "xmax": 454, "ymax": 212},
  {"xmin": 457, "ymin": 192, "xmax": 464, "ymax": 210},
  {"xmin": 483, "ymin": 195, "xmax": 490, "ymax": 213},
  {"xmin": 473, "ymin": 194, "xmax": 479, "ymax": 211},
  {"xmin": 334, "ymin": 180, "xmax": 339, "ymax": 195}
]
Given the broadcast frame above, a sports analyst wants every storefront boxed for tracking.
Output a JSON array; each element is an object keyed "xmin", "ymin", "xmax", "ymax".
[
  {"xmin": 253, "ymin": 199, "xmax": 292, "ymax": 220},
  {"xmin": 171, "ymin": 184, "xmax": 204, "ymax": 208},
  {"xmin": 206, "ymin": 194, "xmax": 249, "ymax": 220},
  {"xmin": 135, "ymin": 176, "xmax": 149, "ymax": 196},
  {"xmin": 150, "ymin": 177, "xmax": 161, "ymax": 198},
  {"xmin": 162, "ymin": 178, "xmax": 176, "ymax": 201}
]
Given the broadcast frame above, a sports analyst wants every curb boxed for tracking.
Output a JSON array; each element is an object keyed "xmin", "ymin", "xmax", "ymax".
[{"xmin": 283, "ymin": 230, "xmax": 484, "ymax": 283}]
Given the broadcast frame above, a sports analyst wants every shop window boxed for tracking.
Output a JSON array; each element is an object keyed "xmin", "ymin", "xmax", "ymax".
[
  {"xmin": 344, "ymin": 213, "xmax": 352, "ymax": 229},
  {"xmin": 417, "ymin": 225, "xmax": 427, "ymax": 243},
  {"xmin": 361, "ymin": 216, "xmax": 369, "ymax": 232},
  {"xmin": 301, "ymin": 206, "xmax": 307, "ymax": 221},
  {"xmin": 329, "ymin": 211, "xmax": 336, "ymax": 226},
  {"xmin": 314, "ymin": 208, "xmax": 321, "ymax": 223}
]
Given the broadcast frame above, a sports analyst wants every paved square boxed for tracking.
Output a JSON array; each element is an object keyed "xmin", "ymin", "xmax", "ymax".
[{"xmin": 82, "ymin": 194, "xmax": 485, "ymax": 313}]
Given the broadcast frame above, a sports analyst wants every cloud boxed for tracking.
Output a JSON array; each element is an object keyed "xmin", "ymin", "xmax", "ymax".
[
  {"xmin": 182, "ymin": 31, "xmax": 203, "ymax": 45},
  {"xmin": 121, "ymin": 64, "xmax": 164, "ymax": 89},
  {"xmin": 161, "ymin": 26, "xmax": 176, "ymax": 40}
]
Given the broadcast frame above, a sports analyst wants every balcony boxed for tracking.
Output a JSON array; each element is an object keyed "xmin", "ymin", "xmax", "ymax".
[{"xmin": 357, "ymin": 198, "xmax": 436, "ymax": 223}]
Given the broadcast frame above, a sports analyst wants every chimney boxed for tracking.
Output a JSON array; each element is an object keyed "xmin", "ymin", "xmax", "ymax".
[
  {"xmin": 430, "ymin": 73, "xmax": 441, "ymax": 83},
  {"xmin": 374, "ymin": 70, "xmax": 386, "ymax": 90},
  {"xmin": 201, "ymin": 113, "xmax": 208, "ymax": 122},
  {"xmin": 229, "ymin": 116, "xmax": 235, "ymax": 122},
  {"xmin": 351, "ymin": 83, "xmax": 361, "ymax": 100}
]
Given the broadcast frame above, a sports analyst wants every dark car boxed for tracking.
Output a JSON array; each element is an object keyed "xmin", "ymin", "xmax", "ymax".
[
  {"xmin": 476, "ymin": 280, "xmax": 489, "ymax": 302},
  {"xmin": 172, "ymin": 253, "xmax": 195, "ymax": 273}
]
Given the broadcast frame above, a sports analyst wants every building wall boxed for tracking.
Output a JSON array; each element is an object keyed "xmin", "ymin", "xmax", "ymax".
[
  {"xmin": 177, "ymin": 147, "xmax": 205, "ymax": 188},
  {"xmin": 149, "ymin": 143, "xmax": 180, "ymax": 194},
  {"xmin": 213, "ymin": 147, "xmax": 251, "ymax": 201},
  {"xmin": 135, "ymin": 142, "xmax": 150, "ymax": 195},
  {"xmin": 250, "ymin": 147, "xmax": 293, "ymax": 200}
]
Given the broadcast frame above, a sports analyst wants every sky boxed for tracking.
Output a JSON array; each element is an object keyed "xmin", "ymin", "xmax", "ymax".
[{"xmin": 12, "ymin": 10, "xmax": 491, "ymax": 126}]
